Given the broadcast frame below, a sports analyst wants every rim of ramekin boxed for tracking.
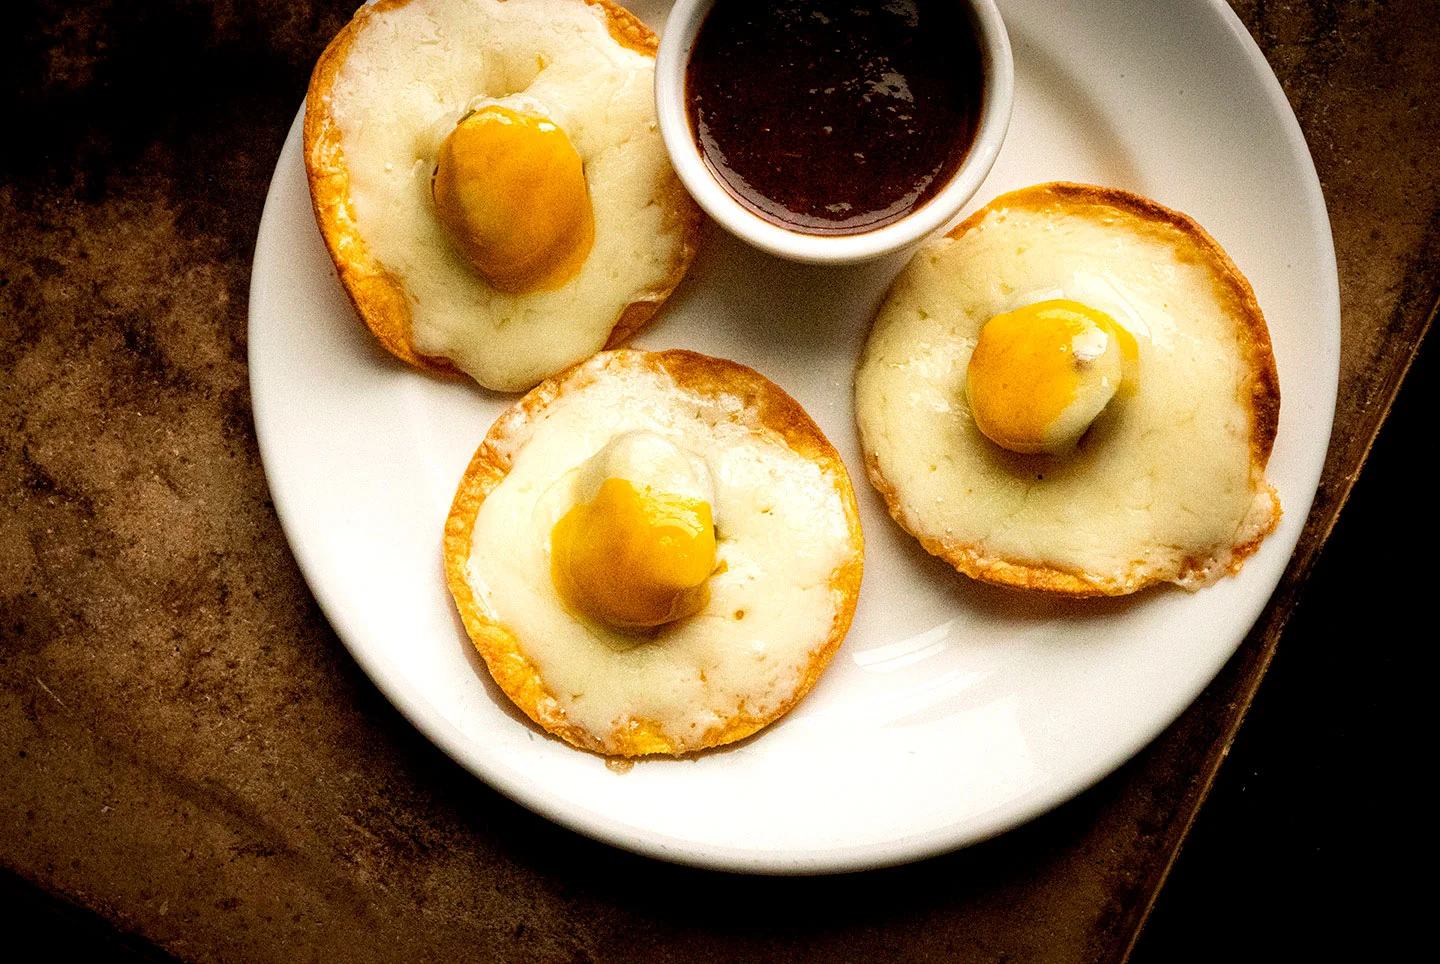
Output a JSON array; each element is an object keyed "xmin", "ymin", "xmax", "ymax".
[{"xmin": 655, "ymin": 0, "xmax": 1015, "ymax": 265}]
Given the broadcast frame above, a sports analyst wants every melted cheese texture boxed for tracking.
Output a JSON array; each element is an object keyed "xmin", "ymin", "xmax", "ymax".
[
  {"xmin": 465, "ymin": 362, "xmax": 856, "ymax": 747},
  {"xmin": 855, "ymin": 198, "xmax": 1279, "ymax": 593},
  {"xmin": 326, "ymin": 0, "xmax": 687, "ymax": 390}
]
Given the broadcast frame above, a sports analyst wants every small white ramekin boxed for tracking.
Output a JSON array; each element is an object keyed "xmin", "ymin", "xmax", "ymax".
[{"xmin": 655, "ymin": 0, "xmax": 1014, "ymax": 265}]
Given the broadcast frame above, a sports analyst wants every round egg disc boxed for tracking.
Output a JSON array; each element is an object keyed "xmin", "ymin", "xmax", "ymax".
[
  {"xmin": 304, "ymin": 0, "xmax": 702, "ymax": 391},
  {"xmin": 855, "ymin": 182, "xmax": 1281, "ymax": 596},
  {"xmin": 445, "ymin": 350, "xmax": 865, "ymax": 756}
]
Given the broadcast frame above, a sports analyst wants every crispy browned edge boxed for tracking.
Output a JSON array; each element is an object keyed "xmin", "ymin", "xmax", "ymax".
[
  {"xmin": 859, "ymin": 182, "xmax": 1283, "ymax": 598},
  {"xmin": 442, "ymin": 349, "xmax": 866, "ymax": 757},
  {"xmin": 302, "ymin": 0, "xmax": 704, "ymax": 383}
]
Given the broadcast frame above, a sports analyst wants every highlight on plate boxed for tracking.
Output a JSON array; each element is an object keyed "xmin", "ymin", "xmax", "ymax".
[
  {"xmin": 855, "ymin": 182, "xmax": 1282, "ymax": 597},
  {"xmin": 303, "ymin": 0, "xmax": 702, "ymax": 391},
  {"xmin": 444, "ymin": 350, "xmax": 865, "ymax": 757}
]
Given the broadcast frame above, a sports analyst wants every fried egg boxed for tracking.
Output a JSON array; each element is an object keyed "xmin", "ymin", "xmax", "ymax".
[
  {"xmin": 855, "ymin": 183, "xmax": 1281, "ymax": 596},
  {"xmin": 444, "ymin": 350, "xmax": 865, "ymax": 756},
  {"xmin": 305, "ymin": 0, "xmax": 702, "ymax": 391}
]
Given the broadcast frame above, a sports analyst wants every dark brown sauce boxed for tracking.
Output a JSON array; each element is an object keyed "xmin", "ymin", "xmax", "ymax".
[{"xmin": 686, "ymin": 0, "xmax": 984, "ymax": 236}]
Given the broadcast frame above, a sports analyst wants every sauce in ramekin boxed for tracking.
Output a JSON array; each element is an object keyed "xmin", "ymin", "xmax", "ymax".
[{"xmin": 686, "ymin": 0, "xmax": 984, "ymax": 236}]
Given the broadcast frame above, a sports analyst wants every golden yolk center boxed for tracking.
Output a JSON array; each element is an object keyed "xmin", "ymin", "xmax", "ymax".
[
  {"xmin": 965, "ymin": 299, "xmax": 1134, "ymax": 455},
  {"xmin": 551, "ymin": 477, "xmax": 717, "ymax": 630},
  {"xmin": 431, "ymin": 106, "xmax": 595, "ymax": 294}
]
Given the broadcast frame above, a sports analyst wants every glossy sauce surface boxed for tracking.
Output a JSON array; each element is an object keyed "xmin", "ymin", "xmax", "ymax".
[{"xmin": 686, "ymin": 0, "xmax": 983, "ymax": 235}]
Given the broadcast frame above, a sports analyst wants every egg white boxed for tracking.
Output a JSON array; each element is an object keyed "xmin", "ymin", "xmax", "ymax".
[
  {"xmin": 326, "ymin": 0, "xmax": 688, "ymax": 390},
  {"xmin": 856, "ymin": 194, "xmax": 1278, "ymax": 592},
  {"xmin": 573, "ymin": 431, "xmax": 716, "ymax": 513},
  {"xmin": 465, "ymin": 357, "xmax": 856, "ymax": 746}
]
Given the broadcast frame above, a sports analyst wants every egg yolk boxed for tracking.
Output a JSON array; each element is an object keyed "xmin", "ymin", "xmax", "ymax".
[
  {"xmin": 551, "ymin": 477, "xmax": 717, "ymax": 630},
  {"xmin": 431, "ymin": 106, "xmax": 595, "ymax": 294},
  {"xmin": 965, "ymin": 299, "xmax": 1138, "ymax": 455}
]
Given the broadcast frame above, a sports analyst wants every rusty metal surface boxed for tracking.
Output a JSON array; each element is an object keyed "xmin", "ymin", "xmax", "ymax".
[{"xmin": 2, "ymin": 1, "xmax": 1436, "ymax": 961}]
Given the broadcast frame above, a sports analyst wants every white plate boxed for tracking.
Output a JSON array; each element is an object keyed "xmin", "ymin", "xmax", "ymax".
[{"xmin": 249, "ymin": 0, "xmax": 1338, "ymax": 873}]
